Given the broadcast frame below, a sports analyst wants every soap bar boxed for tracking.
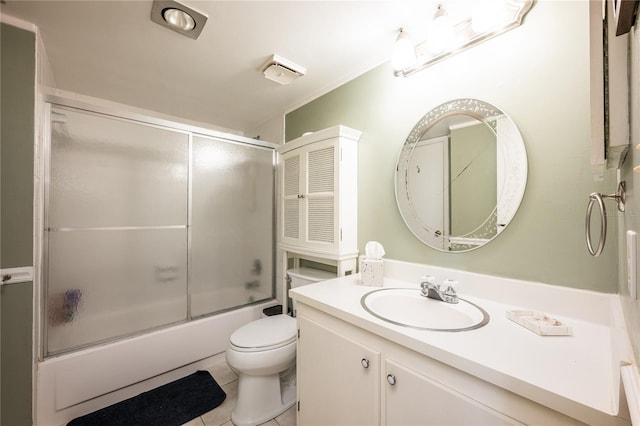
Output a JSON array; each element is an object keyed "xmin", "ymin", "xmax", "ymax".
[{"xmin": 506, "ymin": 310, "xmax": 572, "ymax": 336}]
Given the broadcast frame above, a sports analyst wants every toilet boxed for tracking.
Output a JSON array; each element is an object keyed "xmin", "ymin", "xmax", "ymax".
[{"xmin": 225, "ymin": 267, "xmax": 336, "ymax": 426}]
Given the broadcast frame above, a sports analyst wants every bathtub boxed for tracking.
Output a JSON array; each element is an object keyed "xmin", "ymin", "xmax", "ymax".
[{"xmin": 35, "ymin": 298, "xmax": 277, "ymax": 425}]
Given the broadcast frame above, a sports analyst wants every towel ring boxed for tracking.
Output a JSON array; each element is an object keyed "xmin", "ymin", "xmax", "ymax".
[{"xmin": 585, "ymin": 181, "xmax": 626, "ymax": 257}]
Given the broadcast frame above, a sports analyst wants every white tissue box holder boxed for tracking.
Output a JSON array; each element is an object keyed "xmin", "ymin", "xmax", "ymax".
[{"xmin": 360, "ymin": 257, "xmax": 383, "ymax": 287}]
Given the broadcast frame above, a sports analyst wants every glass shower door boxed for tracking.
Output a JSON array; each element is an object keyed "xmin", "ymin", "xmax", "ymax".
[
  {"xmin": 46, "ymin": 106, "xmax": 189, "ymax": 355},
  {"xmin": 190, "ymin": 135, "xmax": 274, "ymax": 317}
]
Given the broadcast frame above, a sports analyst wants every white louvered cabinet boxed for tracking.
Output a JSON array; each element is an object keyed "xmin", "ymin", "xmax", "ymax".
[{"xmin": 277, "ymin": 125, "xmax": 361, "ymax": 275}]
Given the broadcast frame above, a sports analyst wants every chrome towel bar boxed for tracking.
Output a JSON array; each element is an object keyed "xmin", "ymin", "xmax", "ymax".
[{"xmin": 585, "ymin": 181, "xmax": 626, "ymax": 257}]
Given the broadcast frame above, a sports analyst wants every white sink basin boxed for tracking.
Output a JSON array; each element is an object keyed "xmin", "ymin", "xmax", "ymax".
[{"xmin": 361, "ymin": 288, "xmax": 489, "ymax": 331}]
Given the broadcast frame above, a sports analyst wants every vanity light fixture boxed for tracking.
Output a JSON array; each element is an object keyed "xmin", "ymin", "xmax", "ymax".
[
  {"xmin": 150, "ymin": 0, "xmax": 208, "ymax": 40},
  {"xmin": 393, "ymin": 0, "xmax": 534, "ymax": 77}
]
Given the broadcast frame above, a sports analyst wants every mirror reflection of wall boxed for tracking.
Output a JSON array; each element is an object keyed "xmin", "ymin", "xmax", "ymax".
[{"xmin": 450, "ymin": 119, "xmax": 497, "ymax": 238}]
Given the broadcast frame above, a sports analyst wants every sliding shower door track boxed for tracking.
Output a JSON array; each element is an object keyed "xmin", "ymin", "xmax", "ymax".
[{"xmin": 47, "ymin": 225, "xmax": 188, "ymax": 232}]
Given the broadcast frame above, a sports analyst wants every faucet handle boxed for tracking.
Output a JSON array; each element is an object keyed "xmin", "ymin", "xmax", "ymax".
[
  {"xmin": 420, "ymin": 275, "xmax": 436, "ymax": 284},
  {"xmin": 420, "ymin": 275, "xmax": 436, "ymax": 296},
  {"xmin": 442, "ymin": 279, "xmax": 459, "ymax": 302},
  {"xmin": 443, "ymin": 279, "xmax": 457, "ymax": 291}
]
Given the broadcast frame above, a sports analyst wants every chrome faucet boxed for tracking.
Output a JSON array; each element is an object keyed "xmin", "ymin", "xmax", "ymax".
[{"xmin": 420, "ymin": 275, "xmax": 459, "ymax": 304}]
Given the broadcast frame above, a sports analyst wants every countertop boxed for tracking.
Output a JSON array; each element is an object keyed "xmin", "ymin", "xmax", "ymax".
[{"xmin": 289, "ymin": 260, "xmax": 629, "ymax": 425}]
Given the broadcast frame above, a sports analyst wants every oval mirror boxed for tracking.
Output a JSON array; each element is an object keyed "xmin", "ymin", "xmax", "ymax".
[{"xmin": 395, "ymin": 98, "xmax": 527, "ymax": 252}]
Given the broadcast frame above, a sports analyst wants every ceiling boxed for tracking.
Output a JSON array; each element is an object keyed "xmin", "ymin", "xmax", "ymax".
[{"xmin": 1, "ymin": 0, "xmax": 449, "ymax": 137}]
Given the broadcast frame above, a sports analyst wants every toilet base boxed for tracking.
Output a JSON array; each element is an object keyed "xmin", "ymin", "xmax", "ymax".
[{"xmin": 231, "ymin": 372, "xmax": 296, "ymax": 426}]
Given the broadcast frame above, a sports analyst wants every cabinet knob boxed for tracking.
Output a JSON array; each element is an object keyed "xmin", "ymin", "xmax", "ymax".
[
  {"xmin": 386, "ymin": 374, "xmax": 396, "ymax": 385},
  {"xmin": 297, "ymin": 194, "xmax": 305, "ymax": 199},
  {"xmin": 360, "ymin": 358, "xmax": 370, "ymax": 369}
]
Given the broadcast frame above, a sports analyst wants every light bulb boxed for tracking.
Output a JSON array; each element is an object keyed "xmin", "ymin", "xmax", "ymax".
[
  {"xmin": 426, "ymin": 4, "xmax": 455, "ymax": 55},
  {"xmin": 162, "ymin": 8, "xmax": 196, "ymax": 31},
  {"xmin": 392, "ymin": 29, "xmax": 417, "ymax": 71}
]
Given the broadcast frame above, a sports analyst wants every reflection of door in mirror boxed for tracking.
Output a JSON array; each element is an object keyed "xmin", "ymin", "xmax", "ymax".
[
  {"xmin": 449, "ymin": 120, "xmax": 497, "ymax": 239},
  {"xmin": 408, "ymin": 136, "xmax": 449, "ymax": 250}
]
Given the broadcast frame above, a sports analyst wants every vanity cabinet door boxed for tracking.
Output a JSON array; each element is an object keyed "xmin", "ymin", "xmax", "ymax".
[
  {"xmin": 383, "ymin": 359, "xmax": 521, "ymax": 426},
  {"xmin": 297, "ymin": 314, "xmax": 381, "ymax": 426}
]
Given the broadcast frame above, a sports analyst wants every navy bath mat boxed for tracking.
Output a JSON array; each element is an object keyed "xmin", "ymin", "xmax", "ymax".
[{"xmin": 67, "ymin": 370, "xmax": 226, "ymax": 426}]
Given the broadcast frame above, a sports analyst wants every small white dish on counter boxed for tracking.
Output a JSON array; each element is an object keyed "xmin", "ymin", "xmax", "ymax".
[{"xmin": 506, "ymin": 309, "xmax": 573, "ymax": 336}]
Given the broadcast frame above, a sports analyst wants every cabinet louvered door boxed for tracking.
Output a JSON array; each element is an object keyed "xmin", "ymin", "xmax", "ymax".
[
  {"xmin": 305, "ymin": 140, "xmax": 336, "ymax": 248},
  {"xmin": 282, "ymin": 153, "xmax": 302, "ymax": 244},
  {"xmin": 281, "ymin": 139, "xmax": 338, "ymax": 250},
  {"xmin": 278, "ymin": 126, "xmax": 360, "ymax": 260}
]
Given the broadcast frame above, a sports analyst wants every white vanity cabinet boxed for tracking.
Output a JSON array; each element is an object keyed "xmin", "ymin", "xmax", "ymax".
[
  {"xmin": 277, "ymin": 126, "xmax": 361, "ymax": 273},
  {"xmin": 296, "ymin": 304, "xmax": 583, "ymax": 426}
]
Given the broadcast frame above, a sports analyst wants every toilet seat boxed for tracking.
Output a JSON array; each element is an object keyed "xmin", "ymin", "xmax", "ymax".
[{"xmin": 229, "ymin": 314, "xmax": 297, "ymax": 352}]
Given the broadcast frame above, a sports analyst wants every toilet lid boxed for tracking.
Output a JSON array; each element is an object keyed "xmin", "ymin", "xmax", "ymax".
[{"xmin": 230, "ymin": 314, "xmax": 297, "ymax": 350}]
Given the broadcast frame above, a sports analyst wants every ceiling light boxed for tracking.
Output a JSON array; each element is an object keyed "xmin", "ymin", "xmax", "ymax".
[
  {"xmin": 163, "ymin": 8, "xmax": 195, "ymax": 31},
  {"xmin": 261, "ymin": 55, "xmax": 306, "ymax": 85},
  {"xmin": 150, "ymin": 0, "xmax": 207, "ymax": 40},
  {"xmin": 392, "ymin": 28, "xmax": 417, "ymax": 73}
]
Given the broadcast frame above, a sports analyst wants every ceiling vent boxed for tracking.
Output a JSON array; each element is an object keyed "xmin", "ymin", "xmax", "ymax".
[
  {"xmin": 261, "ymin": 55, "xmax": 306, "ymax": 85},
  {"xmin": 151, "ymin": 0, "xmax": 208, "ymax": 40}
]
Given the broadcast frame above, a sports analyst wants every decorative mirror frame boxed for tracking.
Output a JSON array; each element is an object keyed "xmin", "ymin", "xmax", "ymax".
[{"xmin": 395, "ymin": 98, "xmax": 527, "ymax": 252}]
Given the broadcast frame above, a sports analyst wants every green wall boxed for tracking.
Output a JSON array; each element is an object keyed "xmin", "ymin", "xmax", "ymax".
[
  {"xmin": 1, "ymin": 22, "xmax": 35, "ymax": 425},
  {"xmin": 286, "ymin": 1, "xmax": 619, "ymax": 292}
]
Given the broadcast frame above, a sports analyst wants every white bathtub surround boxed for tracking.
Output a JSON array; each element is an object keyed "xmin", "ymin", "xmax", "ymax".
[
  {"xmin": 621, "ymin": 363, "xmax": 640, "ymax": 424},
  {"xmin": 290, "ymin": 258, "xmax": 639, "ymax": 425},
  {"xmin": 35, "ymin": 300, "xmax": 277, "ymax": 426}
]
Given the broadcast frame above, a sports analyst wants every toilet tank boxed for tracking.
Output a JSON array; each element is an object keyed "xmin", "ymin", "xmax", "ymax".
[{"xmin": 287, "ymin": 267, "xmax": 336, "ymax": 316}]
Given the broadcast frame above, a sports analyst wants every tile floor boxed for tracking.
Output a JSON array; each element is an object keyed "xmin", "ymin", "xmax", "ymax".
[{"xmin": 181, "ymin": 360, "xmax": 297, "ymax": 426}]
